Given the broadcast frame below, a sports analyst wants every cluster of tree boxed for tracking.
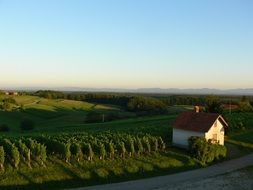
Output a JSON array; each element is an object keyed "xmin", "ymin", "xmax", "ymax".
[
  {"xmin": 34, "ymin": 91, "xmax": 131, "ymax": 106},
  {"xmin": 34, "ymin": 91, "xmax": 167, "ymax": 114},
  {"xmin": 160, "ymin": 95, "xmax": 207, "ymax": 106},
  {"xmin": 238, "ymin": 101, "xmax": 253, "ymax": 112},
  {"xmin": 84, "ymin": 93, "xmax": 131, "ymax": 107},
  {"xmin": 224, "ymin": 113, "xmax": 248, "ymax": 133},
  {"xmin": 127, "ymin": 97, "xmax": 168, "ymax": 115},
  {"xmin": 33, "ymin": 90, "xmax": 253, "ymax": 114},
  {"xmin": 0, "ymin": 97, "xmax": 17, "ymax": 111},
  {"xmin": 237, "ymin": 96, "xmax": 253, "ymax": 112},
  {"xmin": 201, "ymin": 95, "xmax": 253, "ymax": 114},
  {"xmin": 188, "ymin": 136, "xmax": 227, "ymax": 165},
  {"xmin": 34, "ymin": 90, "xmax": 65, "ymax": 99},
  {"xmin": 205, "ymin": 96, "xmax": 223, "ymax": 113}
]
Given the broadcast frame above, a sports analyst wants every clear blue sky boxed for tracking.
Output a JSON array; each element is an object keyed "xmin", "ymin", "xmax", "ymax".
[{"xmin": 0, "ymin": 0, "xmax": 252, "ymax": 89}]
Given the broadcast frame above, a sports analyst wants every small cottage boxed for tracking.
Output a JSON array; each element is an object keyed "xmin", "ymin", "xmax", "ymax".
[{"xmin": 172, "ymin": 106, "xmax": 228, "ymax": 148}]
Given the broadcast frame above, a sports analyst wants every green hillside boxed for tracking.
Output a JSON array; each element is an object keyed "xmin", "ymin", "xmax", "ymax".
[{"xmin": 0, "ymin": 95, "xmax": 134, "ymax": 133}]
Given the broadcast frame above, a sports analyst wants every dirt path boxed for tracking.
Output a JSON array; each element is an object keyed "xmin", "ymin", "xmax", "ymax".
[{"xmin": 67, "ymin": 153, "xmax": 253, "ymax": 190}]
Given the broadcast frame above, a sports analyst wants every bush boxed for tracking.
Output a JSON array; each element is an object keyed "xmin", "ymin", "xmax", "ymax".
[
  {"xmin": 99, "ymin": 143, "xmax": 106, "ymax": 160},
  {"xmin": 3, "ymin": 139, "xmax": 20, "ymax": 168},
  {"xmin": 0, "ymin": 102, "xmax": 11, "ymax": 111},
  {"xmin": 108, "ymin": 142, "xmax": 115, "ymax": 159},
  {"xmin": 136, "ymin": 138, "xmax": 144, "ymax": 155},
  {"xmin": 3, "ymin": 97, "xmax": 17, "ymax": 104},
  {"xmin": 70, "ymin": 143, "xmax": 83, "ymax": 162},
  {"xmin": 188, "ymin": 136, "xmax": 227, "ymax": 165},
  {"xmin": 238, "ymin": 101, "xmax": 253, "ymax": 112},
  {"xmin": 20, "ymin": 119, "xmax": 35, "ymax": 131},
  {"xmin": 0, "ymin": 146, "xmax": 5, "ymax": 169},
  {"xmin": 0, "ymin": 124, "xmax": 10, "ymax": 132},
  {"xmin": 17, "ymin": 140, "xmax": 31, "ymax": 166}
]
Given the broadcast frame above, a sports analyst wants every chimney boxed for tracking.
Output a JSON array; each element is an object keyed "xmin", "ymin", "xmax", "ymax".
[{"xmin": 194, "ymin": 106, "xmax": 200, "ymax": 113}]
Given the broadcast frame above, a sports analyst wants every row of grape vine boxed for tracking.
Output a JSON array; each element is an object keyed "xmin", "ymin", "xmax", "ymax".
[{"xmin": 0, "ymin": 132, "xmax": 166, "ymax": 169}]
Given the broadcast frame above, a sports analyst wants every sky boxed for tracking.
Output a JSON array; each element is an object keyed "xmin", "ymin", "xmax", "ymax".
[{"xmin": 0, "ymin": 0, "xmax": 252, "ymax": 89}]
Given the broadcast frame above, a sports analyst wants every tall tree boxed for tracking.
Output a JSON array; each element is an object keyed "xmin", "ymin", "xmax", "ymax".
[{"xmin": 205, "ymin": 96, "xmax": 223, "ymax": 113}]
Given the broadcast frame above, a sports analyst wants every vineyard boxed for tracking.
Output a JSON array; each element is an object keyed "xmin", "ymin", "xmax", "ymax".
[{"xmin": 0, "ymin": 132, "xmax": 166, "ymax": 170}]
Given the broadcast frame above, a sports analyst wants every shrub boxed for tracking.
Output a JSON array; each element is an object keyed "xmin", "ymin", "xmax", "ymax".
[
  {"xmin": 3, "ymin": 98, "xmax": 17, "ymax": 104},
  {"xmin": 99, "ymin": 143, "xmax": 106, "ymax": 160},
  {"xmin": 11, "ymin": 145, "xmax": 20, "ymax": 168},
  {"xmin": 95, "ymin": 168, "xmax": 109, "ymax": 178},
  {"xmin": 87, "ymin": 144, "xmax": 94, "ymax": 161},
  {"xmin": 143, "ymin": 137, "xmax": 151, "ymax": 153},
  {"xmin": 108, "ymin": 141, "xmax": 115, "ymax": 159},
  {"xmin": 158, "ymin": 137, "xmax": 166, "ymax": 151},
  {"xmin": 238, "ymin": 101, "xmax": 253, "ymax": 112},
  {"xmin": 0, "ymin": 146, "xmax": 5, "ymax": 169},
  {"xmin": 63, "ymin": 143, "xmax": 71, "ymax": 163},
  {"xmin": 17, "ymin": 140, "xmax": 31, "ymax": 166},
  {"xmin": 20, "ymin": 119, "xmax": 35, "ymax": 131},
  {"xmin": 188, "ymin": 136, "xmax": 227, "ymax": 165},
  {"xmin": 0, "ymin": 102, "xmax": 11, "ymax": 111},
  {"xmin": 118, "ymin": 142, "xmax": 126, "ymax": 158},
  {"xmin": 2, "ymin": 139, "xmax": 20, "ymax": 168},
  {"xmin": 70, "ymin": 143, "xmax": 83, "ymax": 162},
  {"xmin": 149, "ymin": 137, "xmax": 159, "ymax": 152},
  {"xmin": 0, "ymin": 124, "xmax": 10, "ymax": 132},
  {"xmin": 136, "ymin": 138, "xmax": 144, "ymax": 155},
  {"xmin": 126, "ymin": 136, "xmax": 135, "ymax": 156}
]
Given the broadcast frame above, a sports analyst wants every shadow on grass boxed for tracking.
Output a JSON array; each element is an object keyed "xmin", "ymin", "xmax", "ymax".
[{"xmin": 0, "ymin": 152, "xmax": 200, "ymax": 190}]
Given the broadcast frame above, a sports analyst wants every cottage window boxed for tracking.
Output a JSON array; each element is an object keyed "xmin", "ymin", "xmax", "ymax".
[{"xmin": 213, "ymin": 134, "xmax": 217, "ymax": 141}]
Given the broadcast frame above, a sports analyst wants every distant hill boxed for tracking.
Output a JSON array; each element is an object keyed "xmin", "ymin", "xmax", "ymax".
[
  {"xmin": 52, "ymin": 87, "xmax": 253, "ymax": 95},
  {"xmin": 3, "ymin": 87, "xmax": 253, "ymax": 95}
]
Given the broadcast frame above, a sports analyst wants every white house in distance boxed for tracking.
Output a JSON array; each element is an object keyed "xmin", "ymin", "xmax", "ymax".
[{"xmin": 172, "ymin": 106, "xmax": 228, "ymax": 148}]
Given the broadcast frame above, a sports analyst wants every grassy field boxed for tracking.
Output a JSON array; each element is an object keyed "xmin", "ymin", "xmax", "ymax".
[
  {"xmin": 0, "ymin": 95, "xmax": 252, "ymax": 190},
  {"xmin": 0, "ymin": 95, "xmax": 134, "ymax": 133},
  {"xmin": 0, "ymin": 151, "xmax": 199, "ymax": 190},
  {"xmin": 228, "ymin": 130, "xmax": 253, "ymax": 144}
]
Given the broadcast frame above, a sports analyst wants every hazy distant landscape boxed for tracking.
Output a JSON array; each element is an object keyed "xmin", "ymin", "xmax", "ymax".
[
  {"xmin": 3, "ymin": 87, "xmax": 253, "ymax": 95},
  {"xmin": 0, "ymin": 0, "xmax": 252, "ymax": 189}
]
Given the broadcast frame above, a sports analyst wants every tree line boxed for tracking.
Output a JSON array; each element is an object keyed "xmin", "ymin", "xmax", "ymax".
[
  {"xmin": 33, "ymin": 90, "xmax": 253, "ymax": 114},
  {"xmin": 34, "ymin": 91, "xmax": 168, "ymax": 115}
]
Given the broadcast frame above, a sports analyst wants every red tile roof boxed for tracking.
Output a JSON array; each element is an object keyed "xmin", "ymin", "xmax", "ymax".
[{"xmin": 172, "ymin": 112, "xmax": 228, "ymax": 133}]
